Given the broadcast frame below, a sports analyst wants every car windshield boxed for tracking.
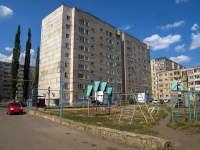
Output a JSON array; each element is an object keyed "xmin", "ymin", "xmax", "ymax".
[{"xmin": 10, "ymin": 103, "xmax": 21, "ymax": 106}]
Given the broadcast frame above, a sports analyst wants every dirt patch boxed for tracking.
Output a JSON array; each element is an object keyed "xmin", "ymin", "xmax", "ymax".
[{"xmin": 154, "ymin": 108, "xmax": 200, "ymax": 150}]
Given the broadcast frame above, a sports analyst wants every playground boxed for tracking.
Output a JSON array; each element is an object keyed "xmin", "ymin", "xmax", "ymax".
[{"xmin": 32, "ymin": 80, "xmax": 200, "ymax": 149}]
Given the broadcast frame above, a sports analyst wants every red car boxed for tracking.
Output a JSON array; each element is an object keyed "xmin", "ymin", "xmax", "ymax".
[{"xmin": 7, "ymin": 101, "xmax": 23, "ymax": 115}]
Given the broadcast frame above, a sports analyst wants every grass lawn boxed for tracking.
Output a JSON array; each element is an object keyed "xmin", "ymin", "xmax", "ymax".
[{"xmin": 39, "ymin": 104, "xmax": 168, "ymax": 137}]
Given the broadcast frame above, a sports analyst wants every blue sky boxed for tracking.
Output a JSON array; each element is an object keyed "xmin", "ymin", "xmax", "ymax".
[{"xmin": 0, "ymin": 0, "xmax": 200, "ymax": 67}]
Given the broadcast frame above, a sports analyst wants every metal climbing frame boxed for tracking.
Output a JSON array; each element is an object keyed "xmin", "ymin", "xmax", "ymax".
[
  {"xmin": 170, "ymin": 83, "xmax": 200, "ymax": 124},
  {"xmin": 118, "ymin": 93, "xmax": 154, "ymax": 123}
]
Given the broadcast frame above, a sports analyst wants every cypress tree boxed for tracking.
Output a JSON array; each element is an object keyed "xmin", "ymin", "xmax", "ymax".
[
  {"xmin": 23, "ymin": 28, "xmax": 32, "ymax": 100},
  {"xmin": 11, "ymin": 25, "xmax": 21, "ymax": 100},
  {"xmin": 33, "ymin": 46, "xmax": 40, "ymax": 96}
]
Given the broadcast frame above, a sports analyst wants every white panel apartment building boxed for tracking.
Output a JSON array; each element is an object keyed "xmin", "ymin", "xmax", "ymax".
[
  {"xmin": 150, "ymin": 57, "xmax": 200, "ymax": 100},
  {"xmin": 0, "ymin": 61, "xmax": 34, "ymax": 101},
  {"xmin": 39, "ymin": 5, "xmax": 151, "ymax": 105}
]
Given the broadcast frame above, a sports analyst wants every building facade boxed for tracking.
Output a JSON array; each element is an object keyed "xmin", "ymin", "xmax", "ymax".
[
  {"xmin": 151, "ymin": 57, "xmax": 200, "ymax": 100},
  {"xmin": 39, "ymin": 5, "xmax": 151, "ymax": 105},
  {"xmin": 121, "ymin": 33, "xmax": 151, "ymax": 95},
  {"xmin": 0, "ymin": 61, "xmax": 34, "ymax": 101}
]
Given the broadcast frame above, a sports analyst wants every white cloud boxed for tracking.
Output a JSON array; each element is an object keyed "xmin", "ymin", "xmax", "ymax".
[
  {"xmin": 0, "ymin": 53, "xmax": 12, "ymax": 63},
  {"xmin": 175, "ymin": 44, "xmax": 186, "ymax": 52},
  {"xmin": 189, "ymin": 33, "xmax": 200, "ymax": 50},
  {"xmin": 191, "ymin": 23, "xmax": 199, "ymax": 31},
  {"xmin": 170, "ymin": 55, "xmax": 191, "ymax": 64},
  {"xmin": 143, "ymin": 34, "xmax": 181, "ymax": 51},
  {"xmin": 119, "ymin": 24, "xmax": 133, "ymax": 30},
  {"xmin": 0, "ymin": 48, "xmax": 36, "ymax": 66},
  {"xmin": 0, "ymin": 5, "xmax": 13, "ymax": 22},
  {"xmin": 5, "ymin": 47, "xmax": 13, "ymax": 52},
  {"xmin": 175, "ymin": 0, "xmax": 190, "ymax": 4},
  {"xmin": 158, "ymin": 21, "xmax": 185, "ymax": 30}
]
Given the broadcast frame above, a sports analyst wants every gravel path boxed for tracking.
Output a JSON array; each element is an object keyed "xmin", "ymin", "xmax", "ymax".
[{"xmin": 154, "ymin": 108, "xmax": 200, "ymax": 150}]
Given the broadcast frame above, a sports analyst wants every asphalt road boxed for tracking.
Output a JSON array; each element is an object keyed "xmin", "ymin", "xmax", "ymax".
[{"xmin": 0, "ymin": 107, "xmax": 140, "ymax": 150}]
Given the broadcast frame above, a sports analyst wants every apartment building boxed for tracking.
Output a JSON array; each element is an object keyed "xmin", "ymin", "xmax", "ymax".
[
  {"xmin": 0, "ymin": 61, "xmax": 34, "ymax": 101},
  {"xmin": 39, "ymin": 5, "xmax": 151, "ymax": 105},
  {"xmin": 121, "ymin": 33, "xmax": 151, "ymax": 95},
  {"xmin": 151, "ymin": 57, "xmax": 200, "ymax": 100}
]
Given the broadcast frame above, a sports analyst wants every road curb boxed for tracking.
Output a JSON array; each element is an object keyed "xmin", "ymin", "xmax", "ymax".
[{"xmin": 28, "ymin": 110, "xmax": 171, "ymax": 150}]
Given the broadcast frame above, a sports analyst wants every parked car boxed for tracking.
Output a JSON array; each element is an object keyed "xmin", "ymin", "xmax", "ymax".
[
  {"xmin": 164, "ymin": 99, "xmax": 169, "ymax": 103},
  {"xmin": 152, "ymin": 99, "xmax": 159, "ymax": 104},
  {"xmin": 7, "ymin": 101, "xmax": 23, "ymax": 115}
]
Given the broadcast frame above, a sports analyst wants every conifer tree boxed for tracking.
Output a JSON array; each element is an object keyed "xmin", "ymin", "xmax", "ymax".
[
  {"xmin": 11, "ymin": 25, "xmax": 21, "ymax": 99},
  {"xmin": 23, "ymin": 28, "xmax": 32, "ymax": 100},
  {"xmin": 33, "ymin": 46, "xmax": 40, "ymax": 97},
  {"xmin": 33, "ymin": 46, "xmax": 40, "ymax": 105}
]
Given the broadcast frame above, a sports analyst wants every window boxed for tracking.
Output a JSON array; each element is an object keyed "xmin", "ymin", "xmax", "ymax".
[
  {"xmin": 79, "ymin": 19, "xmax": 84, "ymax": 25},
  {"xmin": 79, "ymin": 27, "xmax": 85, "ymax": 33},
  {"xmin": 65, "ymin": 62, "xmax": 69, "ymax": 67},
  {"xmin": 79, "ymin": 45, "xmax": 84, "ymax": 51},
  {"xmin": 107, "ymin": 62, "xmax": 114, "ymax": 67},
  {"xmin": 111, "ymin": 70, "xmax": 114, "ymax": 75},
  {"xmin": 65, "ymin": 72, "xmax": 68, "ymax": 78},
  {"xmin": 86, "ymin": 21, "xmax": 89, "ymax": 26},
  {"xmin": 79, "ymin": 55, "xmax": 84, "ymax": 60},
  {"xmin": 91, "ymin": 37, "xmax": 95, "ymax": 41},
  {"xmin": 78, "ymin": 74, "xmax": 84, "ymax": 79},
  {"xmin": 127, "ymin": 41, "xmax": 132, "ymax": 45},
  {"xmin": 85, "ymin": 38, "xmax": 89, "ymax": 43},
  {"xmin": 66, "ymin": 34, "xmax": 70, "ymax": 39},
  {"xmin": 85, "ymin": 74, "xmax": 89, "ymax": 79},
  {"xmin": 66, "ymin": 43, "xmax": 70, "ymax": 49},
  {"xmin": 85, "ymin": 56, "xmax": 89, "ymax": 61},
  {"xmin": 67, "ymin": 15, "xmax": 71, "ymax": 21},
  {"xmin": 106, "ymin": 30, "xmax": 109, "ymax": 36},
  {"xmin": 85, "ymin": 65, "xmax": 89, "ymax": 70},
  {"xmin": 65, "ymin": 83, "xmax": 69, "ymax": 89},
  {"xmin": 79, "ymin": 27, "xmax": 89, "ymax": 34},
  {"xmin": 78, "ymin": 64, "xmax": 89, "ymax": 70},
  {"xmin": 78, "ymin": 64, "xmax": 84, "ymax": 69},
  {"xmin": 85, "ymin": 47, "xmax": 89, "ymax": 52},
  {"xmin": 108, "ymin": 78, "xmax": 114, "ymax": 83},
  {"xmin": 78, "ymin": 84, "xmax": 85, "ymax": 89},
  {"xmin": 100, "ymin": 28, "xmax": 103, "ymax": 32},
  {"xmin": 85, "ymin": 29, "xmax": 89, "ymax": 35},
  {"xmin": 107, "ymin": 46, "xmax": 113, "ymax": 51},
  {"xmin": 79, "ymin": 36, "xmax": 85, "ymax": 42},
  {"xmin": 91, "ymin": 45, "xmax": 95, "ymax": 49},
  {"xmin": 66, "ymin": 24, "xmax": 70, "ymax": 29},
  {"xmin": 78, "ymin": 93, "xmax": 84, "ymax": 99},
  {"xmin": 65, "ymin": 53, "xmax": 69, "ymax": 57},
  {"xmin": 117, "ymin": 42, "xmax": 120, "ymax": 46},
  {"xmin": 64, "ymin": 93, "xmax": 69, "ymax": 99},
  {"xmin": 116, "ymin": 56, "xmax": 121, "ymax": 61}
]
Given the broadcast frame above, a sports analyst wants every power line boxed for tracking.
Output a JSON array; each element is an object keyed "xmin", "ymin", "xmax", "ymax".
[{"xmin": 0, "ymin": 78, "xmax": 33, "ymax": 82}]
